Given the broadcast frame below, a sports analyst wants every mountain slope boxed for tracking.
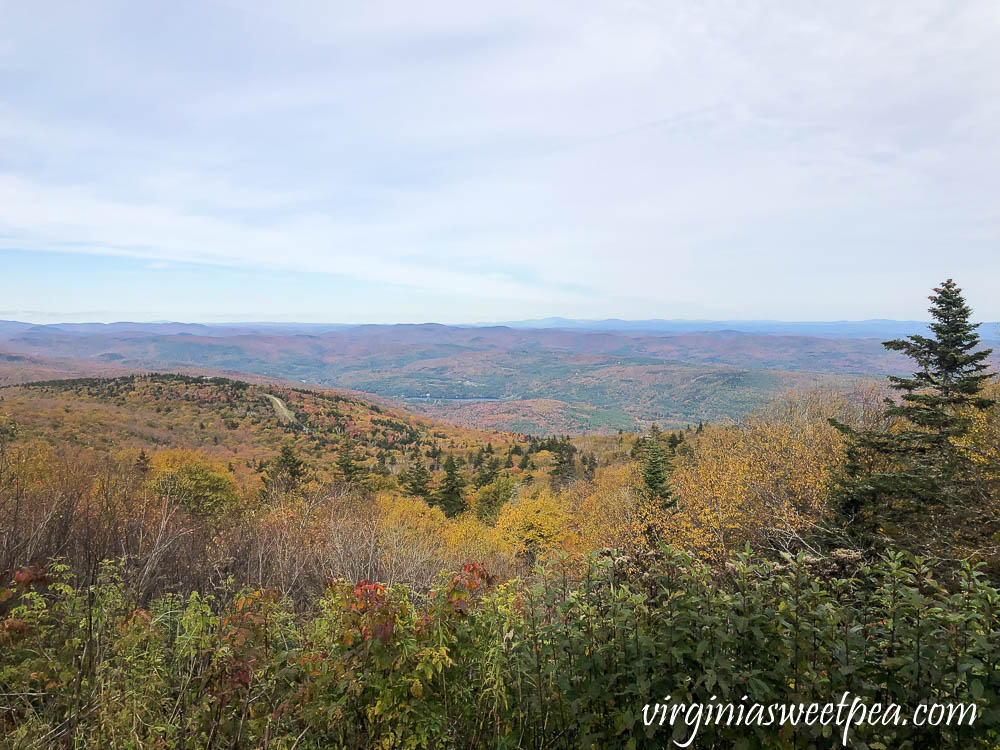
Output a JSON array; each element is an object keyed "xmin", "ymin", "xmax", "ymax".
[
  {"xmin": 3, "ymin": 322, "xmax": 994, "ymax": 433},
  {"xmin": 0, "ymin": 374, "xmax": 518, "ymax": 485}
]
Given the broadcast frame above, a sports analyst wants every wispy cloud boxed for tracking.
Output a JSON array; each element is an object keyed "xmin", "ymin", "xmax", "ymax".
[{"xmin": 1, "ymin": 0, "xmax": 999, "ymax": 321}]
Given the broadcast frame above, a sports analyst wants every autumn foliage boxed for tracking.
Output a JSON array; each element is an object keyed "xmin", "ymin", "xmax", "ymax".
[{"xmin": 2, "ymin": 317, "xmax": 1000, "ymax": 747}]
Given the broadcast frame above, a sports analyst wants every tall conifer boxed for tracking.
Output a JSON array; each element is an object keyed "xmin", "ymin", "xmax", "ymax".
[
  {"xmin": 434, "ymin": 454, "xmax": 467, "ymax": 517},
  {"xmin": 831, "ymin": 280, "xmax": 995, "ymax": 544}
]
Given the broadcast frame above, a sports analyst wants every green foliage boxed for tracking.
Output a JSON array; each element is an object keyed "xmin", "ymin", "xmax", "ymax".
[
  {"xmin": 400, "ymin": 460, "xmax": 432, "ymax": 499},
  {"xmin": 433, "ymin": 455, "xmax": 467, "ymax": 517},
  {"xmin": 473, "ymin": 475, "xmax": 516, "ymax": 525},
  {"xmin": 548, "ymin": 438, "xmax": 577, "ymax": 489},
  {"xmin": 639, "ymin": 424, "xmax": 672, "ymax": 502},
  {"xmin": 831, "ymin": 280, "xmax": 997, "ymax": 549},
  {"xmin": 473, "ymin": 455, "xmax": 502, "ymax": 489},
  {"xmin": 2, "ymin": 551, "xmax": 1000, "ymax": 748},
  {"xmin": 263, "ymin": 442, "xmax": 309, "ymax": 494},
  {"xmin": 156, "ymin": 459, "xmax": 238, "ymax": 517},
  {"xmin": 335, "ymin": 439, "xmax": 365, "ymax": 484}
]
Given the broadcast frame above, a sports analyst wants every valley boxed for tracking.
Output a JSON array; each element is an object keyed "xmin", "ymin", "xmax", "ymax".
[{"xmin": 5, "ymin": 319, "xmax": 990, "ymax": 433}]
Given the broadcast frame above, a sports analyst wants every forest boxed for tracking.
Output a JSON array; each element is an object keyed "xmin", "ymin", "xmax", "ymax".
[{"xmin": 2, "ymin": 280, "xmax": 999, "ymax": 748}]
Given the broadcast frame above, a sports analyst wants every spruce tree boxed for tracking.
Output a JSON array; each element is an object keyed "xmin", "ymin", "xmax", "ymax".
[
  {"xmin": 401, "ymin": 460, "xmax": 431, "ymax": 499},
  {"xmin": 433, "ymin": 455, "xmax": 467, "ymax": 517},
  {"xmin": 474, "ymin": 456, "xmax": 501, "ymax": 489},
  {"xmin": 667, "ymin": 433, "xmax": 680, "ymax": 455},
  {"xmin": 832, "ymin": 279, "xmax": 994, "ymax": 545},
  {"xmin": 641, "ymin": 424, "xmax": 672, "ymax": 503},
  {"xmin": 335, "ymin": 439, "xmax": 364, "ymax": 484},
  {"xmin": 549, "ymin": 444, "xmax": 576, "ymax": 489},
  {"xmin": 263, "ymin": 442, "xmax": 307, "ymax": 494}
]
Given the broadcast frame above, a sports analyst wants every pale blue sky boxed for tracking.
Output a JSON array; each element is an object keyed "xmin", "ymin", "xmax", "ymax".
[{"xmin": 2, "ymin": 1, "xmax": 999, "ymax": 323}]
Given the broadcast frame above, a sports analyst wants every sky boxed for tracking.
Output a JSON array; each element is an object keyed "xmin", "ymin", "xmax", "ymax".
[{"xmin": 1, "ymin": 0, "xmax": 999, "ymax": 324}]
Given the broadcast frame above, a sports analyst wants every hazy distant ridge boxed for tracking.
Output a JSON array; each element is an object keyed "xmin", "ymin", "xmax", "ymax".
[
  {"xmin": 4, "ymin": 318, "xmax": 999, "ymax": 341},
  {"xmin": 479, "ymin": 318, "xmax": 1000, "ymax": 340}
]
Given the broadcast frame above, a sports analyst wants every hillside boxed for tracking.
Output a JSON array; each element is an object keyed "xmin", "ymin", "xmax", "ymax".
[
  {"xmin": 0, "ymin": 374, "xmax": 522, "ymax": 486},
  {"xmin": 0, "ymin": 322, "xmax": 948, "ymax": 433},
  {"xmin": 0, "ymin": 350, "xmax": 136, "ymax": 386}
]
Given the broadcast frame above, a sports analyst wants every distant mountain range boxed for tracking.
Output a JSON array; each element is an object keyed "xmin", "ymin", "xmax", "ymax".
[
  {"xmin": 478, "ymin": 318, "xmax": 1000, "ymax": 340},
  {"xmin": 4, "ymin": 318, "xmax": 999, "ymax": 341},
  {"xmin": 1, "ymin": 318, "xmax": 997, "ymax": 434}
]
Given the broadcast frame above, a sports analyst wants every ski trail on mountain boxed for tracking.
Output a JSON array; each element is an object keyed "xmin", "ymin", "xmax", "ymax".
[{"xmin": 264, "ymin": 393, "xmax": 296, "ymax": 424}]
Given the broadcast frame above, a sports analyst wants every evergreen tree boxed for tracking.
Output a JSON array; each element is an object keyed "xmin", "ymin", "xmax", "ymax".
[
  {"xmin": 474, "ymin": 456, "xmax": 501, "ymax": 489},
  {"xmin": 549, "ymin": 443, "xmax": 576, "ymax": 489},
  {"xmin": 401, "ymin": 460, "xmax": 432, "ymax": 499},
  {"xmin": 831, "ymin": 280, "xmax": 995, "ymax": 545},
  {"xmin": 641, "ymin": 424, "xmax": 672, "ymax": 503},
  {"xmin": 630, "ymin": 437, "xmax": 644, "ymax": 460},
  {"xmin": 263, "ymin": 442, "xmax": 307, "ymax": 493},
  {"xmin": 335, "ymin": 440, "xmax": 364, "ymax": 484},
  {"xmin": 667, "ymin": 432, "xmax": 680, "ymax": 455},
  {"xmin": 433, "ymin": 455, "xmax": 467, "ymax": 517},
  {"xmin": 473, "ymin": 475, "xmax": 516, "ymax": 526}
]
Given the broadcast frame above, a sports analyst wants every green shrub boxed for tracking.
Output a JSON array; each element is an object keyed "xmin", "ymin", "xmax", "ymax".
[{"xmin": 2, "ymin": 551, "xmax": 998, "ymax": 748}]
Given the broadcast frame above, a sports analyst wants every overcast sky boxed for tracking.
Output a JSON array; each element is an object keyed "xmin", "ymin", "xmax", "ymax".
[{"xmin": 2, "ymin": 1, "xmax": 998, "ymax": 324}]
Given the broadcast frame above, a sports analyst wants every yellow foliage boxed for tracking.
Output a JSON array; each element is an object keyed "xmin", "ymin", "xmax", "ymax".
[
  {"xmin": 149, "ymin": 448, "xmax": 225, "ymax": 476},
  {"xmin": 440, "ymin": 511, "xmax": 511, "ymax": 575},
  {"xmin": 495, "ymin": 486, "xmax": 574, "ymax": 564},
  {"xmin": 574, "ymin": 463, "xmax": 644, "ymax": 552},
  {"xmin": 959, "ymin": 378, "xmax": 1000, "ymax": 477},
  {"xmin": 374, "ymin": 493, "xmax": 514, "ymax": 584},
  {"xmin": 149, "ymin": 449, "xmax": 238, "ymax": 516},
  {"xmin": 664, "ymin": 392, "xmax": 847, "ymax": 561}
]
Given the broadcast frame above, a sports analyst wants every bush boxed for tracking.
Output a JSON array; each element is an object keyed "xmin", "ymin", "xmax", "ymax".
[{"xmin": 2, "ymin": 549, "xmax": 999, "ymax": 748}]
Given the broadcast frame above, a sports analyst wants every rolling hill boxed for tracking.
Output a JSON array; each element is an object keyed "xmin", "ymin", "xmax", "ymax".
[
  {"xmin": 0, "ymin": 374, "xmax": 522, "ymax": 486},
  {"xmin": 2, "ymin": 320, "xmax": 996, "ymax": 433}
]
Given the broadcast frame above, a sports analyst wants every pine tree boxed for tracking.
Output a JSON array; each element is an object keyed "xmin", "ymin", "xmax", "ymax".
[
  {"xmin": 641, "ymin": 424, "xmax": 672, "ymax": 503},
  {"xmin": 549, "ymin": 444, "xmax": 576, "ymax": 489},
  {"xmin": 473, "ymin": 474, "xmax": 515, "ymax": 525},
  {"xmin": 335, "ymin": 440, "xmax": 364, "ymax": 484},
  {"xmin": 831, "ymin": 279, "xmax": 995, "ymax": 545},
  {"xmin": 401, "ymin": 460, "xmax": 431, "ymax": 498},
  {"xmin": 667, "ymin": 432, "xmax": 680, "ymax": 455},
  {"xmin": 433, "ymin": 454, "xmax": 467, "ymax": 517},
  {"xmin": 474, "ymin": 456, "xmax": 501, "ymax": 489},
  {"xmin": 263, "ymin": 442, "xmax": 307, "ymax": 494}
]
